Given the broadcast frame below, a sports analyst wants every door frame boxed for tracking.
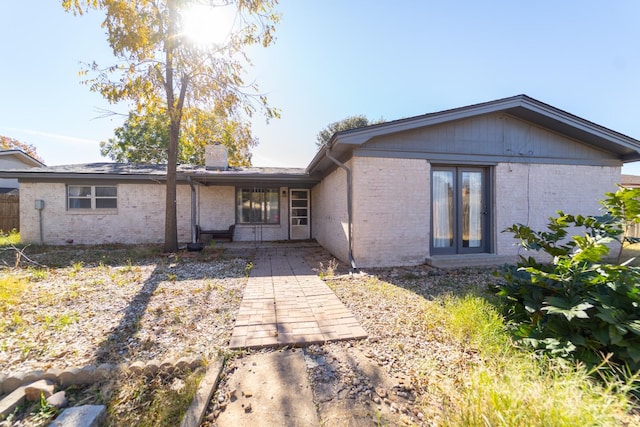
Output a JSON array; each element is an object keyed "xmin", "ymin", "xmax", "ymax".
[
  {"xmin": 430, "ymin": 166, "xmax": 492, "ymax": 255},
  {"xmin": 289, "ymin": 188, "xmax": 310, "ymax": 240}
]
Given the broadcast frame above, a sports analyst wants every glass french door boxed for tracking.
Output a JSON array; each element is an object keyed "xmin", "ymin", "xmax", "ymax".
[{"xmin": 431, "ymin": 167, "xmax": 489, "ymax": 254}]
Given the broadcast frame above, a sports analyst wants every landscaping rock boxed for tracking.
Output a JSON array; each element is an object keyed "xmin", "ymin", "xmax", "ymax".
[
  {"xmin": 2, "ymin": 372, "xmax": 25, "ymax": 394},
  {"xmin": 75, "ymin": 366, "xmax": 96, "ymax": 385},
  {"xmin": 94, "ymin": 363, "xmax": 114, "ymax": 380},
  {"xmin": 24, "ymin": 379, "xmax": 56, "ymax": 401},
  {"xmin": 23, "ymin": 370, "xmax": 45, "ymax": 385},
  {"xmin": 42, "ymin": 369, "xmax": 63, "ymax": 384},
  {"xmin": 58, "ymin": 367, "xmax": 81, "ymax": 388},
  {"xmin": 47, "ymin": 391, "xmax": 69, "ymax": 409},
  {"xmin": 160, "ymin": 359, "xmax": 175, "ymax": 373},
  {"xmin": 175, "ymin": 357, "xmax": 190, "ymax": 372},
  {"xmin": 144, "ymin": 360, "xmax": 161, "ymax": 376},
  {"xmin": 129, "ymin": 361, "xmax": 145, "ymax": 375},
  {"xmin": 49, "ymin": 405, "xmax": 106, "ymax": 427}
]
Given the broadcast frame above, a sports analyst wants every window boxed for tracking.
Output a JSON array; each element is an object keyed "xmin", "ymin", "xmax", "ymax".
[
  {"xmin": 431, "ymin": 167, "xmax": 489, "ymax": 255},
  {"xmin": 68, "ymin": 185, "xmax": 117, "ymax": 210},
  {"xmin": 236, "ymin": 188, "xmax": 279, "ymax": 224}
]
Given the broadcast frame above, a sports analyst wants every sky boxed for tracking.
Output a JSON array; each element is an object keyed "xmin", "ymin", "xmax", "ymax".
[{"xmin": 3, "ymin": 1, "xmax": 640, "ymax": 174}]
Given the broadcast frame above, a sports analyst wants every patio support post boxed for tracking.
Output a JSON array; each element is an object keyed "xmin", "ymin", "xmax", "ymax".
[{"xmin": 325, "ymin": 148, "xmax": 358, "ymax": 272}]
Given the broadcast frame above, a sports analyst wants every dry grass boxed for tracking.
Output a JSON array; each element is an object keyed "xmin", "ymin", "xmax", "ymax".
[
  {"xmin": 325, "ymin": 266, "xmax": 640, "ymax": 426},
  {"xmin": 0, "ymin": 243, "xmax": 250, "ymax": 425}
]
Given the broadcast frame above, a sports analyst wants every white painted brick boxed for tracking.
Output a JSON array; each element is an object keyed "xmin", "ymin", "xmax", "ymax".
[
  {"xmin": 495, "ymin": 163, "xmax": 620, "ymax": 257},
  {"xmin": 19, "ymin": 182, "xmax": 192, "ymax": 245},
  {"xmin": 352, "ymin": 157, "xmax": 430, "ymax": 267},
  {"xmin": 311, "ymin": 161, "xmax": 350, "ymax": 263},
  {"xmin": 19, "ymin": 182, "xmax": 292, "ymax": 246},
  {"xmin": 313, "ymin": 158, "xmax": 620, "ymax": 268}
]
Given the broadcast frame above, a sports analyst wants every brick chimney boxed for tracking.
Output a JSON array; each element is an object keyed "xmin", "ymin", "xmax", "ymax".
[{"xmin": 205, "ymin": 143, "xmax": 228, "ymax": 170}]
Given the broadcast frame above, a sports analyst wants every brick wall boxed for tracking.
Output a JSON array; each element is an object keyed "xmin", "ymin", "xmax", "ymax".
[
  {"xmin": 495, "ymin": 163, "xmax": 620, "ymax": 256},
  {"xmin": 312, "ymin": 158, "xmax": 620, "ymax": 268},
  {"xmin": 197, "ymin": 186, "xmax": 235, "ymax": 230},
  {"xmin": 311, "ymin": 161, "xmax": 350, "ymax": 263},
  {"xmin": 19, "ymin": 182, "xmax": 192, "ymax": 245},
  {"xmin": 351, "ymin": 156, "xmax": 430, "ymax": 267}
]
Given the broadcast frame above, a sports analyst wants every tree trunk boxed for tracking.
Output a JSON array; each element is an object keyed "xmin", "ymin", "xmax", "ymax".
[
  {"xmin": 163, "ymin": 121, "xmax": 179, "ymax": 252},
  {"xmin": 163, "ymin": 0, "xmax": 179, "ymax": 253}
]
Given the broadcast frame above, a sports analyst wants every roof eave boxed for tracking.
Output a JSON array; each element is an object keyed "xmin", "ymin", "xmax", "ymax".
[
  {"xmin": 305, "ymin": 95, "xmax": 640, "ymax": 174},
  {"xmin": 0, "ymin": 150, "xmax": 46, "ymax": 167}
]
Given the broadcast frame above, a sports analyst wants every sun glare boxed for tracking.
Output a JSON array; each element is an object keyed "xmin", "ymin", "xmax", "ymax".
[{"xmin": 180, "ymin": 3, "xmax": 236, "ymax": 46}]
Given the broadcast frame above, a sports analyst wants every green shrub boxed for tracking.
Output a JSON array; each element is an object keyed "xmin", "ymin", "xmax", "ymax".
[
  {"xmin": 0, "ymin": 229, "xmax": 20, "ymax": 246},
  {"xmin": 495, "ymin": 187, "xmax": 640, "ymax": 370}
]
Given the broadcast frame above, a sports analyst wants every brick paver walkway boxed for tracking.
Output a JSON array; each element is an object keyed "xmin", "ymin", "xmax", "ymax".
[{"xmin": 229, "ymin": 247, "xmax": 367, "ymax": 349}]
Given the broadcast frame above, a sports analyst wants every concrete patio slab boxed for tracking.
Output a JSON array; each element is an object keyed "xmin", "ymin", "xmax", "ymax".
[{"xmin": 229, "ymin": 247, "xmax": 367, "ymax": 349}]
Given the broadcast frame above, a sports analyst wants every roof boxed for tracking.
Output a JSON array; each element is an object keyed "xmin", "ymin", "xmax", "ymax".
[
  {"xmin": 306, "ymin": 94, "xmax": 640, "ymax": 174},
  {"xmin": 0, "ymin": 163, "xmax": 319, "ymax": 187},
  {"xmin": 621, "ymin": 174, "xmax": 640, "ymax": 187},
  {"xmin": 0, "ymin": 149, "xmax": 45, "ymax": 168}
]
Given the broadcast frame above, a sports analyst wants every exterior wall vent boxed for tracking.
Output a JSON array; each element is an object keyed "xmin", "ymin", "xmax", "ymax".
[{"xmin": 205, "ymin": 143, "xmax": 228, "ymax": 170}]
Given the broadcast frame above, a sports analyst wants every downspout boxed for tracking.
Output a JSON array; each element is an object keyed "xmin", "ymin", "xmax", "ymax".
[
  {"xmin": 187, "ymin": 176, "xmax": 197, "ymax": 244},
  {"xmin": 325, "ymin": 148, "xmax": 358, "ymax": 272}
]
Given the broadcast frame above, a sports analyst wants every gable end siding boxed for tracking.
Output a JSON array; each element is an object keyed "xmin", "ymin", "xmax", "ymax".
[{"xmin": 356, "ymin": 113, "xmax": 620, "ymax": 166}]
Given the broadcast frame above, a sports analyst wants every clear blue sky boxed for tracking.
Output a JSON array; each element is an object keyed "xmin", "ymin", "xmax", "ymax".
[{"xmin": 3, "ymin": 1, "xmax": 640, "ymax": 174}]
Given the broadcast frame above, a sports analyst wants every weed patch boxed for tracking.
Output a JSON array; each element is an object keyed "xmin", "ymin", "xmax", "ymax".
[
  {"xmin": 0, "ymin": 229, "xmax": 20, "ymax": 246},
  {"xmin": 0, "ymin": 274, "xmax": 27, "ymax": 311},
  {"xmin": 106, "ymin": 370, "xmax": 203, "ymax": 426}
]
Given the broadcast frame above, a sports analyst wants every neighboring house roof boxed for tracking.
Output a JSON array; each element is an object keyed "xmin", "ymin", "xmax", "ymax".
[
  {"xmin": 621, "ymin": 174, "xmax": 640, "ymax": 188},
  {"xmin": 0, "ymin": 163, "xmax": 319, "ymax": 187},
  {"xmin": 0, "ymin": 149, "xmax": 45, "ymax": 168},
  {"xmin": 307, "ymin": 94, "xmax": 640, "ymax": 175}
]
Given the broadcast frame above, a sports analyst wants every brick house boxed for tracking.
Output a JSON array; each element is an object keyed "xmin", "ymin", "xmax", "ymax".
[
  {"xmin": 0, "ymin": 149, "xmax": 44, "ymax": 194},
  {"xmin": 2, "ymin": 95, "xmax": 640, "ymax": 267},
  {"xmin": 0, "ymin": 149, "xmax": 45, "ymax": 232}
]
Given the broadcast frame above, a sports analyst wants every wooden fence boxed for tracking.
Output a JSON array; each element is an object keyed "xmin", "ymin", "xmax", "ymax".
[{"xmin": 0, "ymin": 193, "xmax": 19, "ymax": 233}]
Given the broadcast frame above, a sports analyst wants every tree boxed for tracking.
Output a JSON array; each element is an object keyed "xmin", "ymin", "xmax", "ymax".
[
  {"xmin": 0, "ymin": 136, "xmax": 44, "ymax": 163},
  {"xmin": 316, "ymin": 115, "xmax": 384, "ymax": 147},
  {"xmin": 63, "ymin": 0, "xmax": 279, "ymax": 252},
  {"xmin": 100, "ymin": 108, "xmax": 257, "ymax": 166}
]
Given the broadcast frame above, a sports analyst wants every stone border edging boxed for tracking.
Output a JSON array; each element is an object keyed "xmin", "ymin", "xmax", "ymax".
[
  {"xmin": 0, "ymin": 356, "xmax": 205, "ymax": 396},
  {"xmin": 180, "ymin": 356, "xmax": 225, "ymax": 427}
]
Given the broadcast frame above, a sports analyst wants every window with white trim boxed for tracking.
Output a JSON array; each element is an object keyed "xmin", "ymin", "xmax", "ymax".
[
  {"xmin": 236, "ymin": 188, "xmax": 279, "ymax": 224},
  {"xmin": 68, "ymin": 185, "xmax": 117, "ymax": 210}
]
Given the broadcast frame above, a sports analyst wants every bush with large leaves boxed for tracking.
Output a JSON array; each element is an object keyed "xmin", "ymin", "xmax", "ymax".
[{"xmin": 496, "ymin": 186, "xmax": 640, "ymax": 370}]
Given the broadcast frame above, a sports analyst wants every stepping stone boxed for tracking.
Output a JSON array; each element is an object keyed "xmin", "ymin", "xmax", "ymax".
[{"xmin": 49, "ymin": 405, "xmax": 106, "ymax": 427}]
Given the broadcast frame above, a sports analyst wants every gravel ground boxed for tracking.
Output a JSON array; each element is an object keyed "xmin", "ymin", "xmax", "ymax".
[{"xmin": 1, "ymin": 246, "xmax": 249, "ymax": 374}]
